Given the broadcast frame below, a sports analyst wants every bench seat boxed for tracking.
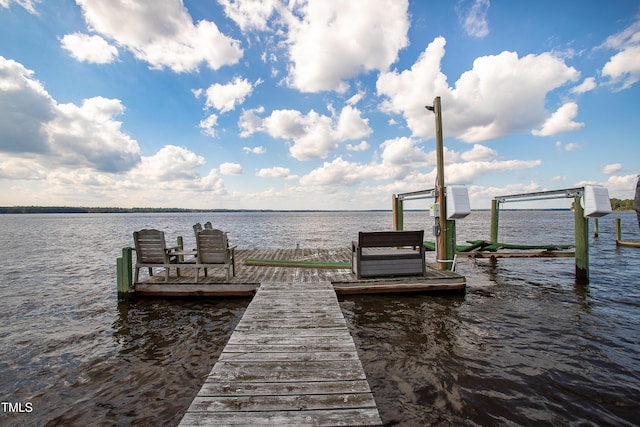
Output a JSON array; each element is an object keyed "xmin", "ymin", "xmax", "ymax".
[{"xmin": 352, "ymin": 231, "xmax": 426, "ymax": 279}]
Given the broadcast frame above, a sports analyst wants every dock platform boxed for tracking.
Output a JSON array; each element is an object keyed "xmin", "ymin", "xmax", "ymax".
[
  {"xmin": 178, "ymin": 281, "xmax": 382, "ymax": 426},
  {"xmin": 133, "ymin": 248, "xmax": 465, "ymax": 296}
]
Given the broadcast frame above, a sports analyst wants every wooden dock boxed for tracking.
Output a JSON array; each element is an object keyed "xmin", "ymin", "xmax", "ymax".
[
  {"xmin": 178, "ymin": 281, "xmax": 382, "ymax": 426},
  {"xmin": 132, "ymin": 248, "xmax": 465, "ymax": 296}
]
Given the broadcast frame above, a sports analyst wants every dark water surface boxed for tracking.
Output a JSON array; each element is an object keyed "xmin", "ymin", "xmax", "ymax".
[{"xmin": 0, "ymin": 211, "xmax": 638, "ymax": 426}]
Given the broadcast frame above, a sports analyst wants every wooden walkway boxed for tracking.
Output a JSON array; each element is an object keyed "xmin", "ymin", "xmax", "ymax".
[{"xmin": 179, "ymin": 281, "xmax": 382, "ymax": 426}]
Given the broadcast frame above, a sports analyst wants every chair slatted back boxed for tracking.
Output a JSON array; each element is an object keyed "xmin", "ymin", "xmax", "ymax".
[
  {"xmin": 196, "ymin": 229, "xmax": 229, "ymax": 264},
  {"xmin": 133, "ymin": 229, "xmax": 169, "ymax": 264}
]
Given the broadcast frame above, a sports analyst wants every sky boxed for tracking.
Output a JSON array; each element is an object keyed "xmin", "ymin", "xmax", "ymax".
[{"xmin": 0, "ymin": 0, "xmax": 639, "ymax": 211}]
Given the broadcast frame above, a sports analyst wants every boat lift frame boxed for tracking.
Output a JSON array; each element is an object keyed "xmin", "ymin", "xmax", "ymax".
[{"xmin": 490, "ymin": 186, "xmax": 594, "ymax": 283}]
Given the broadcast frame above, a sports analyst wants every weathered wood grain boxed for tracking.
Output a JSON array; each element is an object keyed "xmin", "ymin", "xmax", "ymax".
[
  {"xmin": 135, "ymin": 247, "xmax": 466, "ymax": 296},
  {"xmin": 178, "ymin": 281, "xmax": 382, "ymax": 426}
]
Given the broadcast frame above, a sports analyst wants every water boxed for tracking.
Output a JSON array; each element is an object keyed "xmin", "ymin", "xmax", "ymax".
[{"xmin": 0, "ymin": 211, "xmax": 638, "ymax": 426}]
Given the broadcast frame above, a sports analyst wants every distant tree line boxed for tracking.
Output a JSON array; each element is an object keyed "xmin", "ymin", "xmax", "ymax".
[
  {"xmin": 0, "ymin": 206, "xmax": 243, "ymax": 214},
  {"xmin": 610, "ymin": 198, "xmax": 636, "ymax": 211}
]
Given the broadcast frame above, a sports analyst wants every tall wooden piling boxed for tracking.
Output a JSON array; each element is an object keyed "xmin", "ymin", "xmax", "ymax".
[
  {"xmin": 432, "ymin": 97, "xmax": 449, "ymax": 270},
  {"xmin": 490, "ymin": 199, "xmax": 499, "ymax": 244},
  {"xmin": 615, "ymin": 217, "xmax": 622, "ymax": 241},
  {"xmin": 574, "ymin": 196, "xmax": 589, "ymax": 282}
]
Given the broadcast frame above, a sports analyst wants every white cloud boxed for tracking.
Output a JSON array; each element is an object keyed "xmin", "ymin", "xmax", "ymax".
[
  {"xmin": 335, "ymin": 105, "xmax": 372, "ymax": 141},
  {"xmin": 601, "ymin": 163, "xmax": 622, "ymax": 175},
  {"xmin": 532, "ymin": 102, "xmax": 584, "ymax": 136},
  {"xmin": 601, "ymin": 19, "xmax": 640, "ymax": 90},
  {"xmin": 571, "ymin": 77, "xmax": 596, "ymax": 94},
  {"xmin": 218, "ymin": 0, "xmax": 278, "ymax": 32},
  {"xmin": 565, "ymin": 142, "xmax": 580, "ymax": 152},
  {"xmin": 457, "ymin": 0, "xmax": 490, "ymax": 38},
  {"xmin": 444, "ymin": 159, "xmax": 541, "ymax": 183},
  {"xmin": 299, "ymin": 157, "xmax": 370, "ymax": 187},
  {"xmin": 197, "ymin": 169, "xmax": 227, "ymax": 194},
  {"xmin": 298, "ymin": 146, "xmax": 541, "ymax": 191},
  {"xmin": 0, "ymin": 0, "xmax": 39, "ymax": 14},
  {"xmin": 243, "ymin": 146, "xmax": 266, "ymax": 154},
  {"xmin": 0, "ymin": 56, "xmax": 55, "ymax": 154},
  {"xmin": 199, "ymin": 113, "xmax": 218, "ymax": 138},
  {"xmin": 346, "ymin": 141, "xmax": 370, "ymax": 151},
  {"xmin": 346, "ymin": 91, "xmax": 365, "ymax": 106},
  {"xmin": 0, "ymin": 57, "xmax": 142, "ymax": 173},
  {"xmin": 46, "ymin": 97, "xmax": 141, "ymax": 172},
  {"xmin": 223, "ymin": 0, "xmax": 409, "ymax": 93},
  {"xmin": 605, "ymin": 174, "xmax": 639, "ymax": 198},
  {"xmin": 377, "ymin": 37, "xmax": 580, "ymax": 142},
  {"xmin": 220, "ymin": 162, "xmax": 243, "ymax": 175},
  {"xmin": 200, "ymin": 77, "xmax": 258, "ymax": 113},
  {"xmin": 256, "ymin": 166, "xmax": 291, "ymax": 178},
  {"xmin": 75, "ymin": 0, "xmax": 243, "ymax": 72},
  {"xmin": 460, "ymin": 144, "xmax": 497, "ymax": 162},
  {"xmin": 0, "ymin": 158, "xmax": 47, "ymax": 180},
  {"xmin": 60, "ymin": 33, "xmax": 118, "ymax": 64},
  {"xmin": 240, "ymin": 105, "xmax": 371, "ymax": 160},
  {"xmin": 238, "ymin": 106, "xmax": 265, "ymax": 137},
  {"xmin": 380, "ymin": 137, "xmax": 429, "ymax": 167},
  {"xmin": 130, "ymin": 145, "xmax": 204, "ymax": 182}
]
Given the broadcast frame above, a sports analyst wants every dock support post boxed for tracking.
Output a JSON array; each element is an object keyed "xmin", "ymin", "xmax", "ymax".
[
  {"xmin": 432, "ymin": 96, "xmax": 449, "ymax": 270},
  {"xmin": 177, "ymin": 236, "xmax": 184, "ymax": 262},
  {"xmin": 574, "ymin": 196, "xmax": 589, "ymax": 282},
  {"xmin": 117, "ymin": 247, "xmax": 133, "ymax": 297},
  {"xmin": 594, "ymin": 218, "xmax": 599, "ymax": 238},
  {"xmin": 615, "ymin": 217, "xmax": 622, "ymax": 243},
  {"xmin": 392, "ymin": 194, "xmax": 404, "ymax": 231},
  {"xmin": 490, "ymin": 199, "xmax": 499, "ymax": 243}
]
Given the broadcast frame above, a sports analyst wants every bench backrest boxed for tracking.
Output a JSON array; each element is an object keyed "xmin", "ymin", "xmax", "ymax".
[
  {"xmin": 358, "ymin": 230, "xmax": 424, "ymax": 248},
  {"xmin": 133, "ymin": 229, "xmax": 169, "ymax": 264},
  {"xmin": 197, "ymin": 229, "xmax": 230, "ymax": 264}
]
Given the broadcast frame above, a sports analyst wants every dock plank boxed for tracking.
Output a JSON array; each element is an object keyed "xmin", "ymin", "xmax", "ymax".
[
  {"xmin": 134, "ymin": 247, "xmax": 466, "ymax": 296},
  {"xmin": 179, "ymin": 281, "xmax": 382, "ymax": 426}
]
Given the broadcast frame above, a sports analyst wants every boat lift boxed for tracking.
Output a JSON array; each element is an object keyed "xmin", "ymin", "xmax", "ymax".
[{"xmin": 490, "ymin": 185, "xmax": 611, "ymax": 282}]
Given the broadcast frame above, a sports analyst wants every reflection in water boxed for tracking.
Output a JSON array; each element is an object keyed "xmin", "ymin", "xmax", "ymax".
[
  {"xmin": 341, "ymin": 294, "xmax": 466, "ymax": 425},
  {"xmin": 38, "ymin": 298, "xmax": 249, "ymax": 427},
  {"xmin": 342, "ymin": 269, "xmax": 640, "ymax": 426}
]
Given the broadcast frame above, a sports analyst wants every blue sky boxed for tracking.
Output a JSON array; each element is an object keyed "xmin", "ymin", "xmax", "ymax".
[{"xmin": 0, "ymin": 0, "xmax": 639, "ymax": 210}]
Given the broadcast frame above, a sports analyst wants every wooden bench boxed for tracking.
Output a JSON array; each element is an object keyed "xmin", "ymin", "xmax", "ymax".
[{"xmin": 351, "ymin": 230, "xmax": 426, "ymax": 279}]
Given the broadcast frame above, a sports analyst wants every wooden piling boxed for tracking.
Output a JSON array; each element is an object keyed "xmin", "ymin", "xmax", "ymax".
[
  {"xmin": 616, "ymin": 217, "xmax": 622, "ymax": 241},
  {"xmin": 574, "ymin": 196, "xmax": 589, "ymax": 282},
  {"xmin": 490, "ymin": 199, "xmax": 499, "ymax": 244},
  {"xmin": 432, "ymin": 96, "xmax": 449, "ymax": 270},
  {"xmin": 445, "ymin": 219, "xmax": 456, "ymax": 270},
  {"xmin": 117, "ymin": 247, "xmax": 133, "ymax": 296},
  {"xmin": 392, "ymin": 194, "xmax": 403, "ymax": 231}
]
